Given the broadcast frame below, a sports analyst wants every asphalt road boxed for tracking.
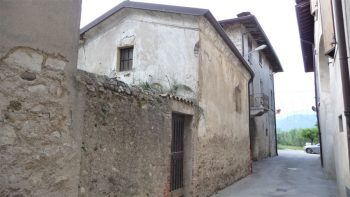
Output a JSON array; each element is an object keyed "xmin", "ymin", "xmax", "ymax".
[{"xmin": 213, "ymin": 150, "xmax": 337, "ymax": 197}]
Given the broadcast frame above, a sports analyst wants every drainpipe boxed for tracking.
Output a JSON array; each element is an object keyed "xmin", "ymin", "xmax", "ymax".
[
  {"xmin": 244, "ymin": 28, "xmax": 255, "ymax": 172},
  {"xmin": 332, "ymin": 0, "xmax": 350, "ymax": 138},
  {"xmin": 272, "ymin": 76, "xmax": 278, "ymax": 156},
  {"xmin": 248, "ymin": 76, "xmax": 254, "ymax": 173},
  {"xmin": 314, "ymin": 65, "xmax": 323, "ymax": 167},
  {"xmin": 301, "ymin": 39, "xmax": 323, "ymax": 166}
]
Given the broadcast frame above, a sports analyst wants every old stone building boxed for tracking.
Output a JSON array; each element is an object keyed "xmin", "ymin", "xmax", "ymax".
[
  {"xmin": 295, "ymin": 0, "xmax": 350, "ymax": 196},
  {"xmin": 78, "ymin": 1, "xmax": 253, "ymax": 196},
  {"xmin": 1, "ymin": 1, "xmax": 288, "ymax": 197},
  {"xmin": 220, "ymin": 13, "xmax": 283, "ymax": 161}
]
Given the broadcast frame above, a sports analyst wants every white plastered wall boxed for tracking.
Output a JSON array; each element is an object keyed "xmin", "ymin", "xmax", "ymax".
[{"xmin": 78, "ymin": 9, "xmax": 200, "ymax": 98}]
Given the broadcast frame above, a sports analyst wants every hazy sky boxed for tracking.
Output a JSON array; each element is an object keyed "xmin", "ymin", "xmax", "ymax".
[{"xmin": 81, "ymin": 0, "xmax": 316, "ymax": 118}]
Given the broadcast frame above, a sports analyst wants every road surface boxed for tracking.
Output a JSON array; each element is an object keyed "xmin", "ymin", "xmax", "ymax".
[{"xmin": 213, "ymin": 150, "xmax": 337, "ymax": 197}]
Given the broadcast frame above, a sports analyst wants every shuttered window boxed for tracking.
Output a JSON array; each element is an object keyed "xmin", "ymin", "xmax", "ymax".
[{"xmin": 319, "ymin": 0, "xmax": 335, "ymax": 56}]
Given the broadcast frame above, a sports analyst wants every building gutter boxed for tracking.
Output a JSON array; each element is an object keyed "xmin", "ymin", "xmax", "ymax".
[
  {"xmin": 204, "ymin": 12, "xmax": 254, "ymax": 79},
  {"xmin": 332, "ymin": 0, "xmax": 350, "ymax": 134},
  {"xmin": 302, "ymin": 37, "xmax": 324, "ymax": 166},
  {"xmin": 295, "ymin": 0, "xmax": 324, "ymax": 165},
  {"xmin": 248, "ymin": 76, "xmax": 254, "ymax": 172},
  {"xmin": 80, "ymin": 1, "xmax": 255, "ymax": 80},
  {"xmin": 272, "ymin": 76, "xmax": 278, "ymax": 156},
  {"xmin": 314, "ymin": 64, "xmax": 324, "ymax": 167}
]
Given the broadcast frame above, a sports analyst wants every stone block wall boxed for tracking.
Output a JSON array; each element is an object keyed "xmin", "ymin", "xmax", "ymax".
[
  {"xmin": 0, "ymin": 47, "xmax": 80, "ymax": 197},
  {"xmin": 0, "ymin": 62, "xmax": 195, "ymax": 197},
  {"xmin": 0, "ymin": 2, "xmax": 253, "ymax": 196},
  {"xmin": 0, "ymin": 1, "xmax": 82, "ymax": 196},
  {"xmin": 76, "ymin": 71, "xmax": 180, "ymax": 197}
]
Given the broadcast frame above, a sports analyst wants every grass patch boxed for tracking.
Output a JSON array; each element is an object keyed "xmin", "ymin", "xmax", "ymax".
[{"xmin": 277, "ymin": 144, "xmax": 304, "ymax": 150}]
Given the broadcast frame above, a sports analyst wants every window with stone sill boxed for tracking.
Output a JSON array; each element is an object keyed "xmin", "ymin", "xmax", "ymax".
[{"xmin": 119, "ymin": 46, "xmax": 133, "ymax": 72}]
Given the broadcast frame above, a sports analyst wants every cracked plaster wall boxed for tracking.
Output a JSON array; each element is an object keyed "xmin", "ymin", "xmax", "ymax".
[
  {"xmin": 0, "ymin": 1, "xmax": 82, "ymax": 196},
  {"xmin": 78, "ymin": 9, "xmax": 199, "ymax": 99},
  {"xmin": 191, "ymin": 17, "xmax": 252, "ymax": 197},
  {"xmin": 222, "ymin": 23, "xmax": 277, "ymax": 161}
]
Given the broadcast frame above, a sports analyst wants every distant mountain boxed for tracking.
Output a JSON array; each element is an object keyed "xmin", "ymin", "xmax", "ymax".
[{"xmin": 277, "ymin": 114, "xmax": 317, "ymax": 132}]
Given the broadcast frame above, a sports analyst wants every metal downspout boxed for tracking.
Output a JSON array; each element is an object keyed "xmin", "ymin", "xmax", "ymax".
[
  {"xmin": 300, "ymin": 39, "xmax": 323, "ymax": 166},
  {"xmin": 332, "ymin": 0, "xmax": 350, "ymax": 144},
  {"xmin": 314, "ymin": 67, "xmax": 324, "ymax": 167},
  {"xmin": 272, "ymin": 75, "xmax": 278, "ymax": 156},
  {"xmin": 243, "ymin": 28, "xmax": 255, "ymax": 171},
  {"xmin": 248, "ymin": 76, "xmax": 254, "ymax": 173}
]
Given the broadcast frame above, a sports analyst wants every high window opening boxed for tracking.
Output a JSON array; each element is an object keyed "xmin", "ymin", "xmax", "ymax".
[{"xmin": 119, "ymin": 46, "xmax": 133, "ymax": 71}]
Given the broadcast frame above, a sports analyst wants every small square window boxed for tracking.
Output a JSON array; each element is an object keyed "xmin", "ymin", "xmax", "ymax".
[{"xmin": 119, "ymin": 46, "xmax": 133, "ymax": 71}]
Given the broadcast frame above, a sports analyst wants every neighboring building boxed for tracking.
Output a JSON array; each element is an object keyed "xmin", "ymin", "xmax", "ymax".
[
  {"xmin": 295, "ymin": 0, "xmax": 350, "ymax": 196},
  {"xmin": 220, "ymin": 13, "xmax": 283, "ymax": 161},
  {"xmin": 78, "ymin": 1, "xmax": 253, "ymax": 196}
]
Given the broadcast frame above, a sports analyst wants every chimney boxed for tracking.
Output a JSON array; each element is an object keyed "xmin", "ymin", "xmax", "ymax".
[{"xmin": 237, "ymin": 12, "xmax": 252, "ymax": 17}]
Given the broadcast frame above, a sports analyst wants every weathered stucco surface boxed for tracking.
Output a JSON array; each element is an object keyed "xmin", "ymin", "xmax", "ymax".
[
  {"xmin": 0, "ymin": 0, "xmax": 81, "ymax": 66},
  {"xmin": 0, "ymin": 48, "xmax": 80, "ymax": 197},
  {"xmin": 312, "ymin": 2, "xmax": 350, "ymax": 195},
  {"xmin": 1, "ymin": 2, "xmax": 255, "ymax": 196},
  {"xmin": 223, "ymin": 23, "xmax": 277, "ymax": 161},
  {"xmin": 79, "ymin": 9, "xmax": 200, "ymax": 98},
  {"xmin": 314, "ymin": 26, "xmax": 336, "ymax": 179},
  {"xmin": 79, "ymin": 7, "xmax": 253, "ymax": 196},
  {"xmin": 192, "ymin": 17, "xmax": 251, "ymax": 197},
  {"xmin": 0, "ymin": 1, "xmax": 82, "ymax": 196}
]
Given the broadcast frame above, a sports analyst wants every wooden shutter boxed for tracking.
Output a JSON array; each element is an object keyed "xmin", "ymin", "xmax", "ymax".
[
  {"xmin": 319, "ymin": 0, "xmax": 335, "ymax": 55},
  {"xmin": 310, "ymin": 0, "xmax": 318, "ymax": 15}
]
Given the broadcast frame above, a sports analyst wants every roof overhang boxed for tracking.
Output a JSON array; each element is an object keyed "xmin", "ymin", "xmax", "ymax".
[
  {"xmin": 80, "ymin": 1, "xmax": 254, "ymax": 79},
  {"xmin": 220, "ymin": 14, "xmax": 283, "ymax": 73},
  {"xmin": 80, "ymin": 1, "xmax": 208, "ymax": 34},
  {"xmin": 295, "ymin": 0, "xmax": 315, "ymax": 72}
]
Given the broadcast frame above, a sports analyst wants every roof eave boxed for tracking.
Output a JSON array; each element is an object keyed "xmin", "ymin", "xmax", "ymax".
[
  {"xmin": 204, "ymin": 12, "xmax": 254, "ymax": 78},
  {"xmin": 80, "ymin": 1, "xmax": 208, "ymax": 34},
  {"xmin": 219, "ymin": 15, "xmax": 284, "ymax": 73},
  {"xmin": 295, "ymin": 0, "xmax": 315, "ymax": 72},
  {"xmin": 80, "ymin": 1, "xmax": 254, "ymax": 79}
]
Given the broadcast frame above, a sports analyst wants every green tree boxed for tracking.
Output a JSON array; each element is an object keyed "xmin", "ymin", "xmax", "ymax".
[
  {"xmin": 278, "ymin": 127, "xmax": 319, "ymax": 147},
  {"xmin": 277, "ymin": 128, "xmax": 307, "ymax": 146},
  {"xmin": 300, "ymin": 128, "xmax": 319, "ymax": 144}
]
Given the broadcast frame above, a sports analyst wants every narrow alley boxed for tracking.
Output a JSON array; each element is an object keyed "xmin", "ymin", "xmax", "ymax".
[
  {"xmin": 2, "ymin": 0, "xmax": 350, "ymax": 196},
  {"xmin": 213, "ymin": 150, "xmax": 337, "ymax": 197}
]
